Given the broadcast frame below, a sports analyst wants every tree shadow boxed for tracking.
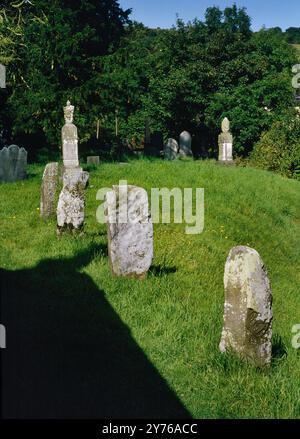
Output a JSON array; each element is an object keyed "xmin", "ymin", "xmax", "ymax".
[{"xmin": 0, "ymin": 246, "xmax": 190, "ymax": 419}]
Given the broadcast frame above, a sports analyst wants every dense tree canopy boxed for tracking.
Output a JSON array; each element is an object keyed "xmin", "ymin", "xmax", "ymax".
[{"xmin": 0, "ymin": 2, "xmax": 298, "ymax": 160}]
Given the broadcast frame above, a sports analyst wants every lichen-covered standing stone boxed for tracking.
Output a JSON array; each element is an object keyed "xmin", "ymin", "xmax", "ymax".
[
  {"xmin": 219, "ymin": 246, "xmax": 273, "ymax": 367},
  {"xmin": 164, "ymin": 138, "xmax": 178, "ymax": 160},
  {"xmin": 105, "ymin": 185, "xmax": 153, "ymax": 278},
  {"xmin": 57, "ymin": 169, "xmax": 89, "ymax": 234},
  {"xmin": 40, "ymin": 162, "xmax": 59, "ymax": 218}
]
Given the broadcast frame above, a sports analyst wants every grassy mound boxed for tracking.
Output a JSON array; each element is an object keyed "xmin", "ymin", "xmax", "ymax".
[{"xmin": 0, "ymin": 159, "xmax": 299, "ymax": 418}]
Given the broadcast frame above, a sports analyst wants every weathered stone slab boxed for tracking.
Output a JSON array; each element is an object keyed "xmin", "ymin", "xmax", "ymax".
[
  {"xmin": 40, "ymin": 163, "xmax": 59, "ymax": 219},
  {"xmin": 179, "ymin": 131, "xmax": 193, "ymax": 157},
  {"xmin": 164, "ymin": 138, "xmax": 178, "ymax": 160},
  {"xmin": 219, "ymin": 246, "xmax": 273, "ymax": 367},
  {"xmin": 0, "ymin": 144, "xmax": 27, "ymax": 183},
  {"xmin": 87, "ymin": 156, "xmax": 100, "ymax": 165},
  {"xmin": 105, "ymin": 185, "xmax": 153, "ymax": 278},
  {"xmin": 57, "ymin": 169, "xmax": 89, "ymax": 234}
]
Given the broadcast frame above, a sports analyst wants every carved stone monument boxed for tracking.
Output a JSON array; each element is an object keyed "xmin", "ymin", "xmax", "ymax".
[
  {"xmin": 218, "ymin": 117, "xmax": 233, "ymax": 163},
  {"xmin": 40, "ymin": 162, "xmax": 59, "ymax": 219},
  {"xmin": 219, "ymin": 246, "xmax": 273, "ymax": 367},
  {"xmin": 105, "ymin": 185, "xmax": 153, "ymax": 278},
  {"xmin": 0, "ymin": 144, "xmax": 27, "ymax": 183},
  {"xmin": 62, "ymin": 100, "xmax": 80, "ymax": 170},
  {"xmin": 179, "ymin": 131, "xmax": 193, "ymax": 157}
]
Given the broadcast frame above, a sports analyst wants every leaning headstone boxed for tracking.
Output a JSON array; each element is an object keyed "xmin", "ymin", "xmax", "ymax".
[
  {"xmin": 87, "ymin": 156, "xmax": 100, "ymax": 165},
  {"xmin": 62, "ymin": 100, "xmax": 80, "ymax": 170},
  {"xmin": 0, "ymin": 144, "xmax": 27, "ymax": 183},
  {"xmin": 57, "ymin": 169, "xmax": 89, "ymax": 234},
  {"xmin": 164, "ymin": 138, "xmax": 178, "ymax": 160},
  {"xmin": 40, "ymin": 163, "xmax": 59, "ymax": 219},
  {"xmin": 218, "ymin": 117, "xmax": 233, "ymax": 163},
  {"xmin": 179, "ymin": 131, "xmax": 193, "ymax": 157},
  {"xmin": 105, "ymin": 185, "xmax": 153, "ymax": 278},
  {"xmin": 219, "ymin": 246, "xmax": 273, "ymax": 367}
]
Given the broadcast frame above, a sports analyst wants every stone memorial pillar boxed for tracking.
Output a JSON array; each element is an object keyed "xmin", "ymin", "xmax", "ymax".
[
  {"xmin": 62, "ymin": 100, "xmax": 80, "ymax": 170},
  {"xmin": 218, "ymin": 118, "xmax": 233, "ymax": 163}
]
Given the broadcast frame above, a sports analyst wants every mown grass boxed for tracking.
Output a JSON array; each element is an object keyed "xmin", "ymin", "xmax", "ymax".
[{"xmin": 0, "ymin": 159, "xmax": 300, "ymax": 418}]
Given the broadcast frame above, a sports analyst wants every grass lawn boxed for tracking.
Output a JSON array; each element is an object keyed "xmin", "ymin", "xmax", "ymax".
[{"xmin": 1, "ymin": 159, "xmax": 300, "ymax": 418}]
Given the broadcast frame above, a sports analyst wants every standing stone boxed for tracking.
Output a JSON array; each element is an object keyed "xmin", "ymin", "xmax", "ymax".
[
  {"xmin": 57, "ymin": 169, "xmax": 89, "ymax": 234},
  {"xmin": 40, "ymin": 163, "xmax": 59, "ymax": 219},
  {"xmin": 0, "ymin": 144, "xmax": 27, "ymax": 183},
  {"xmin": 179, "ymin": 131, "xmax": 193, "ymax": 157},
  {"xmin": 164, "ymin": 138, "xmax": 178, "ymax": 160},
  {"xmin": 62, "ymin": 101, "xmax": 80, "ymax": 170},
  {"xmin": 87, "ymin": 156, "xmax": 100, "ymax": 165},
  {"xmin": 105, "ymin": 185, "xmax": 153, "ymax": 278},
  {"xmin": 218, "ymin": 117, "xmax": 233, "ymax": 163},
  {"xmin": 219, "ymin": 246, "xmax": 273, "ymax": 367}
]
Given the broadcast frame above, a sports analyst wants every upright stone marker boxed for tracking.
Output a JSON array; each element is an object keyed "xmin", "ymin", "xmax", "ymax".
[
  {"xmin": 0, "ymin": 144, "xmax": 27, "ymax": 183},
  {"xmin": 57, "ymin": 169, "xmax": 89, "ymax": 234},
  {"xmin": 105, "ymin": 185, "xmax": 153, "ymax": 278},
  {"xmin": 218, "ymin": 117, "xmax": 233, "ymax": 163},
  {"xmin": 164, "ymin": 138, "xmax": 178, "ymax": 161},
  {"xmin": 219, "ymin": 246, "xmax": 273, "ymax": 367},
  {"xmin": 179, "ymin": 131, "xmax": 193, "ymax": 157},
  {"xmin": 87, "ymin": 156, "xmax": 100, "ymax": 165},
  {"xmin": 62, "ymin": 100, "xmax": 80, "ymax": 170},
  {"xmin": 40, "ymin": 163, "xmax": 59, "ymax": 218}
]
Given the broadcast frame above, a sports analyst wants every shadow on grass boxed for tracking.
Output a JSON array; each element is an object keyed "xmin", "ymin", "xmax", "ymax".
[
  {"xmin": 149, "ymin": 265, "xmax": 177, "ymax": 277},
  {"xmin": 0, "ymin": 246, "xmax": 190, "ymax": 419},
  {"xmin": 272, "ymin": 334, "xmax": 288, "ymax": 362}
]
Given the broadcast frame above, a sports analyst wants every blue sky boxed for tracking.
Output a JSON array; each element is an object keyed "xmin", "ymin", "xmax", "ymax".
[{"xmin": 119, "ymin": 0, "xmax": 300, "ymax": 31}]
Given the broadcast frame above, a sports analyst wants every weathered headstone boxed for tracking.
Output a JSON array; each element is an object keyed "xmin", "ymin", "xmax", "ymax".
[
  {"xmin": 218, "ymin": 117, "xmax": 233, "ymax": 163},
  {"xmin": 179, "ymin": 131, "xmax": 193, "ymax": 157},
  {"xmin": 57, "ymin": 169, "xmax": 89, "ymax": 234},
  {"xmin": 219, "ymin": 246, "xmax": 273, "ymax": 367},
  {"xmin": 0, "ymin": 144, "xmax": 27, "ymax": 183},
  {"xmin": 62, "ymin": 100, "xmax": 80, "ymax": 170},
  {"xmin": 164, "ymin": 138, "xmax": 178, "ymax": 160},
  {"xmin": 87, "ymin": 156, "xmax": 100, "ymax": 165},
  {"xmin": 105, "ymin": 185, "xmax": 153, "ymax": 278},
  {"xmin": 40, "ymin": 163, "xmax": 59, "ymax": 219}
]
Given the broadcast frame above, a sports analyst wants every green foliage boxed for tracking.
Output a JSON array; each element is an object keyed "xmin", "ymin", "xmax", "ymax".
[
  {"xmin": 251, "ymin": 111, "xmax": 300, "ymax": 180},
  {"xmin": 286, "ymin": 27, "xmax": 300, "ymax": 44}
]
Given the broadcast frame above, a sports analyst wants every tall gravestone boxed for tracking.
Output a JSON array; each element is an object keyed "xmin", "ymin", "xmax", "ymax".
[
  {"xmin": 218, "ymin": 118, "xmax": 233, "ymax": 163},
  {"xmin": 40, "ymin": 162, "xmax": 59, "ymax": 219},
  {"xmin": 62, "ymin": 100, "xmax": 80, "ymax": 170},
  {"xmin": 219, "ymin": 246, "xmax": 273, "ymax": 367},
  {"xmin": 164, "ymin": 138, "xmax": 178, "ymax": 161},
  {"xmin": 179, "ymin": 131, "xmax": 193, "ymax": 157},
  {"xmin": 105, "ymin": 185, "xmax": 153, "ymax": 278},
  {"xmin": 57, "ymin": 101, "xmax": 89, "ymax": 234},
  {"xmin": 0, "ymin": 144, "xmax": 27, "ymax": 183}
]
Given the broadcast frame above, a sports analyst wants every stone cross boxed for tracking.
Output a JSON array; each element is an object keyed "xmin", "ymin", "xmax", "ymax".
[
  {"xmin": 105, "ymin": 185, "xmax": 153, "ymax": 278},
  {"xmin": 57, "ymin": 169, "xmax": 89, "ymax": 234},
  {"xmin": 40, "ymin": 163, "xmax": 59, "ymax": 219},
  {"xmin": 219, "ymin": 246, "xmax": 273, "ymax": 367},
  {"xmin": 164, "ymin": 138, "xmax": 178, "ymax": 160},
  {"xmin": 218, "ymin": 117, "xmax": 233, "ymax": 163},
  {"xmin": 0, "ymin": 144, "xmax": 27, "ymax": 183},
  {"xmin": 179, "ymin": 131, "xmax": 193, "ymax": 157},
  {"xmin": 62, "ymin": 100, "xmax": 79, "ymax": 169}
]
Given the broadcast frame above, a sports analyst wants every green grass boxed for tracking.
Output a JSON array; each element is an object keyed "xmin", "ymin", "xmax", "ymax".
[{"xmin": 1, "ymin": 159, "xmax": 300, "ymax": 418}]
